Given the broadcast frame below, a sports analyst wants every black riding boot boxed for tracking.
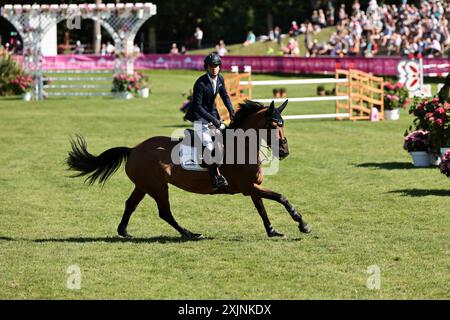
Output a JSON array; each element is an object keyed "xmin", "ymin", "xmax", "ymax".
[{"xmin": 207, "ymin": 163, "xmax": 228, "ymax": 188}]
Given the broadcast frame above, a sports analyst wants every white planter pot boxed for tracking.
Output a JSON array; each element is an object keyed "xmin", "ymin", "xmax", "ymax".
[
  {"xmin": 138, "ymin": 87, "xmax": 149, "ymax": 98},
  {"xmin": 22, "ymin": 92, "xmax": 32, "ymax": 101},
  {"xmin": 384, "ymin": 108, "xmax": 400, "ymax": 120},
  {"xmin": 410, "ymin": 151, "xmax": 431, "ymax": 167},
  {"xmin": 440, "ymin": 147, "xmax": 450, "ymax": 157},
  {"xmin": 116, "ymin": 91, "xmax": 133, "ymax": 100},
  {"xmin": 428, "ymin": 153, "xmax": 441, "ymax": 166}
]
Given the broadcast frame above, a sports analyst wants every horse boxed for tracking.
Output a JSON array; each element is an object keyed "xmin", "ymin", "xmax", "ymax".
[{"xmin": 66, "ymin": 99, "xmax": 311, "ymax": 239}]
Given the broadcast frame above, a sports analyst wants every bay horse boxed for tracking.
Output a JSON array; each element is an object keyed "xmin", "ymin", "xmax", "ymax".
[{"xmin": 66, "ymin": 100, "xmax": 311, "ymax": 239}]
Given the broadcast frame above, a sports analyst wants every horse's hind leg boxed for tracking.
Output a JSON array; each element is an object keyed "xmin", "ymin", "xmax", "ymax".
[
  {"xmin": 117, "ymin": 186, "xmax": 146, "ymax": 238},
  {"xmin": 251, "ymin": 196, "xmax": 284, "ymax": 237},
  {"xmin": 151, "ymin": 186, "xmax": 203, "ymax": 239}
]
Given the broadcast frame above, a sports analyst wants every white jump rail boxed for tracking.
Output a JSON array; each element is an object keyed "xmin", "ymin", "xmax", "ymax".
[
  {"xmin": 240, "ymin": 78, "xmax": 348, "ymax": 86},
  {"xmin": 238, "ymin": 73, "xmax": 350, "ymax": 120},
  {"xmin": 284, "ymin": 113, "xmax": 350, "ymax": 119}
]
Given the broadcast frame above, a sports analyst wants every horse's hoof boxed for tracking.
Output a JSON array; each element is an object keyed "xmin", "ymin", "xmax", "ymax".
[
  {"xmin": 299, "ymin": 223, "xmax": 312, "ymax": 234},
  {"xmin": 181, "ymin": 230, "xmax": 204, "ymax": 240},
  {"xmin": 118, "ymin": 226, "xmax": 133, "ymax": 238},
  {"xmin": 268, "ymin": 230, "xmax": 284, "ymax": 237}
]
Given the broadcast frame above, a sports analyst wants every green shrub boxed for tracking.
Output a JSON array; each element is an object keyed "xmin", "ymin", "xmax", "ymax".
[{"xmin": 0, "ymin": 47, "xmax": 26, "ymax": 96}]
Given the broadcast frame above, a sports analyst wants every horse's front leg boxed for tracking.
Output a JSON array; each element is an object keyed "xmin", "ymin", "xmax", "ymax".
[{"xmin": 250, "ymin": 184, "xmax": 311, "ymax": 234}]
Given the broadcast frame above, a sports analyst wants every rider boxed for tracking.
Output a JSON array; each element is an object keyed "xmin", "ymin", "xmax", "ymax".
[{"xmin": 184, "ymin": 53, "xmax": 235, "ymax": 188}]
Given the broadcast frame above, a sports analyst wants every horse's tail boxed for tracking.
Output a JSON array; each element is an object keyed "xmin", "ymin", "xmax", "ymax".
[{"xmin": 66, "ymin": 135, "xmax": 131, "ymax": 185}]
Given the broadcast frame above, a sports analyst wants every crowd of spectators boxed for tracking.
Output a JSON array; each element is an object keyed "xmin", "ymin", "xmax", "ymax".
[{"xmin": 272, "ymin": 0, "xmax": 450, "ymax": 58}]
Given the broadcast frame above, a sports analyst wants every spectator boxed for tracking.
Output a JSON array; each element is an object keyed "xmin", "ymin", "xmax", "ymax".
[
  {"xmin": 288, "ymin": 21, "xmax": 299, "ymax": 37},
  {"xmin": 318, "ymin": 9, "xmax": 327, "ymax": 29},
  {"xmin": 243, "ymin": 30, "xmax": 256, "ymax": 46},
  {"xmin": 194, "ymin": 27, "xmax": 203, "ymax": 49},
  {"xmin": 106, "ymin": 41, "xmax": 115, "ymax": 55},
  {"xmin": 327, "ymin": 1, "xmax": 335, "ymax": 26},
  {"xmin": 133, "ymin": 44, "xmax": 141, "ymax": 56},
  {"xmin": 273, "ymin": 26, "xmax": 282, "ymax": 45},
  {"xmin": 169, "ymin": 43, "xmax": 179, "ymax": 55},
  {"xmin": 216, "ymin": 40, "xmax": 228, "ymax": 56},
  {"xmin": 282, "ymin": 37, "xmax": 300, "ymax": 56},
  {"xmin": 101, "ymin": 43, "xmax": 107, "ymax": 56},
  {"xmin": 180, "ymin": 45, "xmax": 187, "ymax": 55},
  {"xmin": 74, "ymin": 40, "xmax": 84, "ymax": 54}
]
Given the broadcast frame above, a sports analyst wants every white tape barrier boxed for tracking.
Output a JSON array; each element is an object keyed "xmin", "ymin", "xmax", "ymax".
[
  {"xmin": 240, "ymin": 78, "xmax": 348, "ymax": 86},
  {"xmin": 254, "ymin": 96, "xmax": 349, "ymax": 103}
]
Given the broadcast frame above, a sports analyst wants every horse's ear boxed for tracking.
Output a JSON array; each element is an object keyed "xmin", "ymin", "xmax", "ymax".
[
  {"xmin": 268, "ymin": 100, "xmax": 275, "ymax": 116},
  {"xmin": 277, "ymin": 99, "xmax": 288, "ymax": 114}
]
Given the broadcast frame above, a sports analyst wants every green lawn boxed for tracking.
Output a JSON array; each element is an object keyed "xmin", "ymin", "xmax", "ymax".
[{"xmin": 0, "ymin": 70, "xmax": 449, "ymax": 299}]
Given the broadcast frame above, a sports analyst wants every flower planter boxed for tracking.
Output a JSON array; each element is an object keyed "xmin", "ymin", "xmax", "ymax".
[
  {"xmin": 116, "ymin": 92, "xmax": 133, "ymax": 100},
  {"xmin": 428, "ymin": 153, "xmax": 441, "ymax": 166},
  {"xmin": 138, "ymin": 87, "xmax": 149, "ymax": 98},
  {"xmin": 440, "ymin": 147, "xmax": 450, "ymax": 157},
  {"xmin": 22, "ymin": 92, "xmax": 32, "ymax": 101},
  {"xmin": 410, "ymin": 151, "xmax": 431, "ymax": 167},
  {"xmin": 384, "ymin": 108, "xmax": 400, "ymax": 120}
]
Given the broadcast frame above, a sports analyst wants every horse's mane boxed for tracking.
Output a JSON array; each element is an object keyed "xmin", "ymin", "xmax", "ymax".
[{"xmin": 230, "ymin": 100, "xmax": 266, "ymax": 129}]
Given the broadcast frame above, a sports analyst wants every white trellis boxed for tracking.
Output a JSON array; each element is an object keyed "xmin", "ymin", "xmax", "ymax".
[{"xmin": 0, "ymin": 3, "xmax": 157, "ymax": 100}]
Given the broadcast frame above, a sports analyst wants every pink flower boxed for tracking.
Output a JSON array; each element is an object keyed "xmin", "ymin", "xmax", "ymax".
[
  {"xmin": 395, "ymin": 82, "xmax": 404, "ymax": 89},
  {"xmin": 385, "ymin": 82, "xmax": 395, "ymax": 90},
  {"xmin": 435, "ymin": 118, "xmax": 443, "ymax": 125},
  {"xmin": 435, "ymin": 107, "xmax": 445, "ymax": 114}
]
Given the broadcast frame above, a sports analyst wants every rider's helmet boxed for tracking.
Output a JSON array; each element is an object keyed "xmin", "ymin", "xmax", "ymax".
[{"xmin": 204, "ymin": 53, "xmax": 222, "ymax": 69}]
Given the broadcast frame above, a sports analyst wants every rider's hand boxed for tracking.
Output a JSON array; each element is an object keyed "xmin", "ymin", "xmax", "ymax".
[{"xmin": 212, "ymin": 119, "xmax": 221, "ymax": 128}]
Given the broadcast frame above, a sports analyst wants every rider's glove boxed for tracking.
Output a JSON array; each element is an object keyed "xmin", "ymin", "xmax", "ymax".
[{"xmin": 212, "ymin": 118, "xmax": 221, "ymax": 129}]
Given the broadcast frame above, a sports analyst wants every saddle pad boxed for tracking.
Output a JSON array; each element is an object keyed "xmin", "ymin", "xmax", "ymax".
[{"xmin": 179, "ymin": 143, "xmax": 207, "ymax": 171}]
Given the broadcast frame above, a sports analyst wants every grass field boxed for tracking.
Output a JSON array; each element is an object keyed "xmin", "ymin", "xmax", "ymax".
[{"xmin": 0, "ymin": 70, "xmax": 449, "ymax": 299}]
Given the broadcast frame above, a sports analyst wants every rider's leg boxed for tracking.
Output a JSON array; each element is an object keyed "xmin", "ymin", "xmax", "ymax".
[{"xmin": 194, "ymin": 121, "xmax": 228, "ymax": 188}]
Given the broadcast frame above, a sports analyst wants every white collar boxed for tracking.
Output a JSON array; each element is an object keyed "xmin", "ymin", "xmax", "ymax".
[{"xmin": 207, "ymin": 73, "xmax": 218, "ymax": 82}]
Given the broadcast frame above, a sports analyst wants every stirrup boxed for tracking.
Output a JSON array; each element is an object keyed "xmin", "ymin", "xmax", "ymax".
[{"xmin": 213, "ymin": 175, "xmax": 228, "ymax": 188}]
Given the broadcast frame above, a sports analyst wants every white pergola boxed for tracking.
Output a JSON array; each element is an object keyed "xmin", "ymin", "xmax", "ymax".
[{"xmin": 1, "ymin": 3, "xmax": 157, "ymax": 100}]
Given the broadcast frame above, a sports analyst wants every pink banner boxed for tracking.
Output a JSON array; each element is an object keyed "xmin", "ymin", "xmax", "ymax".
[{"xmin": 14, "ymin": 54, "xmax": 450, "ymax": 76}]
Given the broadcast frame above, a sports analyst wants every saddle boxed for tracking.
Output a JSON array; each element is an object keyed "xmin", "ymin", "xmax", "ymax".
[
  {"xmin": 179, "ymin": 129, "xmax": 226, "ymax": 172},
  {"xmin": 179, "ymin": 129, "xmax": 208, "ymax": 171}
]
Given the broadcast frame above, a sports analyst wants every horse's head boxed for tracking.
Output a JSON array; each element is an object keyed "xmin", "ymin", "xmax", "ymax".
[
  {"xmin": 265, "ymin": 100, "xmax": 289, "ymax": 160},
  {"xmin": 232, "ymin": 99, "xmax": 289, "ymax": 160}
]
